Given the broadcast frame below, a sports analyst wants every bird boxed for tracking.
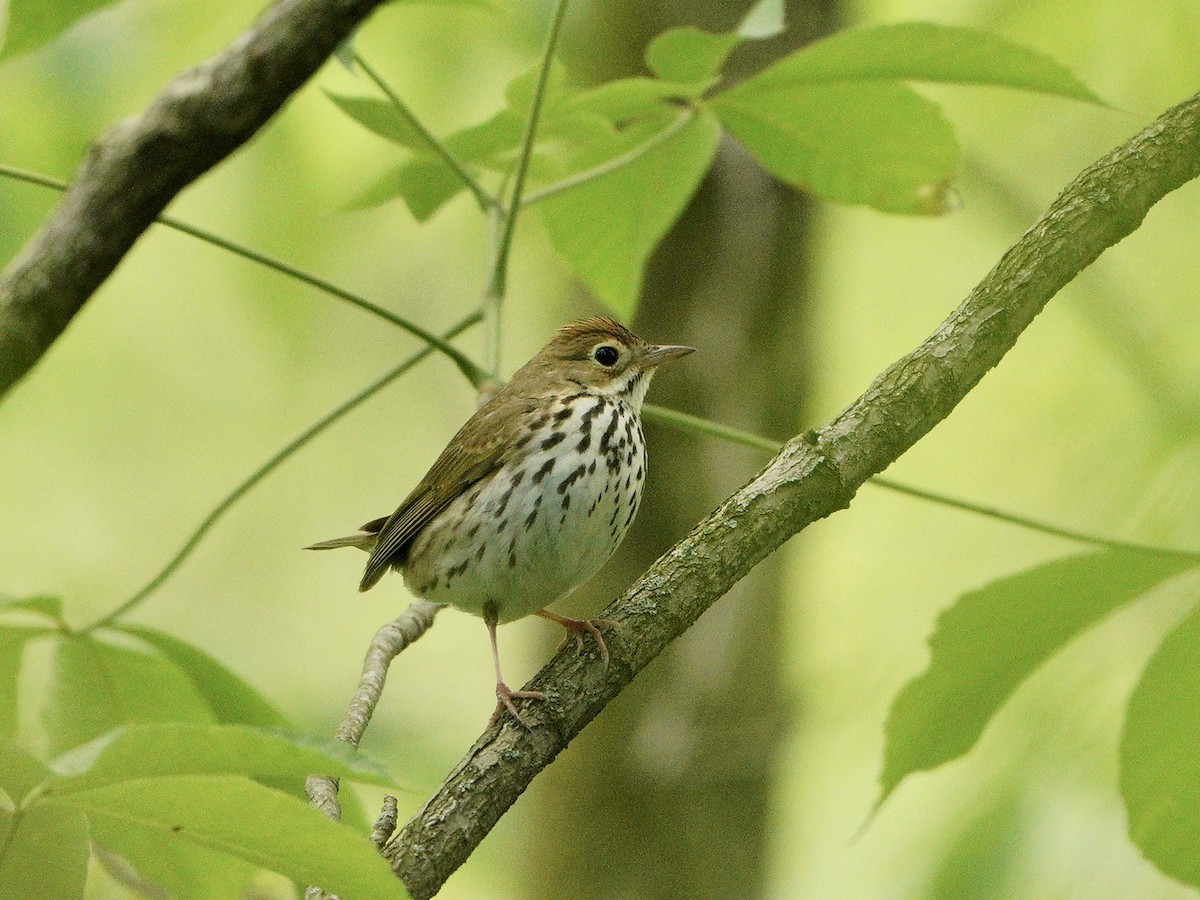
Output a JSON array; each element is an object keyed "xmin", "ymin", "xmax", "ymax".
[{"xmin": 306, "ymin": 317, "xmax": 694, "ymax": 725}]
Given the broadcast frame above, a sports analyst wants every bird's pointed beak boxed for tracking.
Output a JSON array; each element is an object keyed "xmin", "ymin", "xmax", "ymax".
[{"xmin": 640, "ymin": 344, "xmax": 696, "ymax": 368}]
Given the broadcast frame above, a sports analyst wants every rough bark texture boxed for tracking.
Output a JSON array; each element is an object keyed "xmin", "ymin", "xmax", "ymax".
[
  {"xmin": 383, "ymin": 89, "xmax": 1200, "ymax": 900},
  {"xmin": 523, "ymin": 3, "xmax": 837, "ymax": 897},
  {"xmin": 0, "ymin": 0, "xmax": 389, "ymax": 398}
]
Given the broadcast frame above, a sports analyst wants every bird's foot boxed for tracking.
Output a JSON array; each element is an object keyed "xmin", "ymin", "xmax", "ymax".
[
  {"xmin": 537, "ymin": 610, "xmax": 618, "ymax": 667},
  {"xmin": 490, "ymin": 680, "xmax": 546, "ymax": 729}
]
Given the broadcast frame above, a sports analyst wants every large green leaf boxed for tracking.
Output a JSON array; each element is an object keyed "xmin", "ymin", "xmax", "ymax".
[
  {"xmin": 0, "ymin": 803, "xmax": 89, "ymax": 899},
  {"xmin": 0, "ymin": 736, "xmax": 51, "ymax": 804},
  {"xmin": 51, "ymin": 775, "xmax": 407, "ymax": 898},
  {"xmin": 1121, "ymin": 601, "xmax": 1200, "ymax": 889},
  {"xmin": 745, "ymin": 22, "xmax": 1103, "ymax": 104},
  {"xmin": 881, "ymin": 550, "xmax": 1197, "ymax": 801},
  {"xmin": 538, "ymin": 108, "xmax": 721, "ymax": 318},
  {"xmin": 42, "ymin": 633, "xmax": 214, "ymax": 757},
  {"xmin": 49, "ymin": 722, "xmax": 394, "ymax": 790},
  {"xmin": 119, "ymin": 625, "xmax": 292, "ymax": 730},
  {"xmin": 0, "ymin": 0, "xmax": 121, "ymax": 61},
  {"xmin": 92, "ymin": 826, "xmax": 258, "ymax": 900},
  {"xmin": 712, "ymin": 80, "xmax": 958, "ymax": 214}
]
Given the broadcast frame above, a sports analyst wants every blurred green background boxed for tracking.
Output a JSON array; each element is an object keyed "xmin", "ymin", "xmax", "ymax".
[{"xmin": 2, "ymin": 0, "xmax": 1199, "ymax": 896}]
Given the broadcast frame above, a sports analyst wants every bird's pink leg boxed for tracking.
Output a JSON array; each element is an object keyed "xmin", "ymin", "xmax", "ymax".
[
  {"xmin": 537, "ymin": 609, "xmax": 618, "ymax": 666},
  {"xmin": 486, "ymin": 613, "xmax": 544, "ymax": 728}
]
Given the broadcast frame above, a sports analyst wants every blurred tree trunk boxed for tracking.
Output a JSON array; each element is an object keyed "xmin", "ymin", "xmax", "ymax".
[{"xmin": 524, "ymin": 3, "xmax": 838, "ymax": 897}]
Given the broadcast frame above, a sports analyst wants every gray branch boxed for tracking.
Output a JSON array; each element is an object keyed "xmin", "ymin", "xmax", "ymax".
[
  {"xmin": 383, "ymin": 90, "xmax": 1200, "ymax": 899},
  {"xmin": 0, "ymin": 0, "xmax": 389, "ymax": 399},
  {"xmin": 304, "ymin": 601, "xmax": 442, "ymax": 900},
  {"xmin": 305, "ymin": 601, "xmax": 444, "ymax": 820}
]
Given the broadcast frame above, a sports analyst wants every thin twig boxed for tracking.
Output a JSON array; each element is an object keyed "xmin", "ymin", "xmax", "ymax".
[
  {"xmin": 643, "ymin": 403, "xmax": 1200, "ymax": 560},
  {"xmin": 370, "ymin": 796, "xmax": 400, "ymax": 850},
  {"xmin": 483, "ymin": 0, "xmax": 572, "ymax": 377},
  {"xmin": 84, "ymin": 316, "xmax": 480, "ymax": 631},
  {"xmin": 520, "ymin": 108, "xmax": 697, "ymax": 207},
  {"xmin": 0, "ymin": 164, "xmax": 486, "ymax": 385}
]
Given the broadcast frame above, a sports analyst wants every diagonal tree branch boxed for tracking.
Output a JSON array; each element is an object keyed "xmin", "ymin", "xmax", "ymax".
[
  {"xmin": 383, "ymin": 89, "xmax": 1200, "ymax": 899},
  {"xmin": 0, "ymin": 0, "xmax": 390, "ymax": 399}
]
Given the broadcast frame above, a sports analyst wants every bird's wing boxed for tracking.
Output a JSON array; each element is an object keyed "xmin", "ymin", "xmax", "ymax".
[{"xmin": 358, "ymin": 402, "xmax": 516, "ymax": 592}]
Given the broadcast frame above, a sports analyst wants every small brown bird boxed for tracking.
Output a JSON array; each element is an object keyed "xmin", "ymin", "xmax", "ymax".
[{"xmin": 307, "ymin": 317, "xmax": 693, "ymax": 724}]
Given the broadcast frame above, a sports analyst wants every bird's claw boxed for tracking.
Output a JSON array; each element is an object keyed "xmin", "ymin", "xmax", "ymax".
[
  {"xmin": 551, "ymin": 616, "xmax": 618, "ymax": 667},
  {"xmin": 490, "ymin": 681, "xmax": 545, "ymax": 729}
]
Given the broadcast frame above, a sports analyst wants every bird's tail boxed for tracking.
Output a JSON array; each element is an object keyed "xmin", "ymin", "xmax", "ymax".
[{"xmin": 304, "ymin": 532, "xmax": 377, "ymax": 552}]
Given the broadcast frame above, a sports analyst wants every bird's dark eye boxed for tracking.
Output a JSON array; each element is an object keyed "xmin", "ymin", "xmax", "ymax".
[{"xmin": 593, "ymin": 345, "xmax": 620, "ymax": 367}]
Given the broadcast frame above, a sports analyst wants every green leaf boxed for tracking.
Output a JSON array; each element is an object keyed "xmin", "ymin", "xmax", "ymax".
[
  {"xmin": 742, "ymin": 22, "xmax": 1103, "ymax": 104},
  {"xmin": 646, "ymin": 28, "xmax": 741, "ymax": 83},
  {"xmin": 1121, "ymin": 601, "xmax": 1200, "ymax": 889},
  {"xmin": 349, "ymin": 159, "xmax": 466, "ymax": 219},
  {"xmin": 0, "ymin": 626, "xmax": 49, "ymax": 738},
  {"xmin": 538, "ymin": 108, "xmax": 721, "ymax": 318},
  {"xmin": 881, "ymin": 550, "xmax": 1197, "ymax": 801},
  {"xmin": 0, "ymin": 594, "xmax": 63, "ymax": 621},
  {"xmin": 927, "ymin": 790, "xmax": 1021, "ymax": 900},
  {"xmin": 43, "ymin": 633, "xmax": 214, "ymax": 757},
  {"xmin": 119, "ymin": 625, "xmax": 292, "ymax": 730},
  {"xmin": 504, "ymin": 58, "xmax": 568, "ymax": 116},
  {"xmin": 325, "ymin": 91, "xmax": 432, "ymax": 151},
  {"xmin": 49, "ymin": 723, "xmax": 394, "ymax": 790},
  {"xmin": 444, "ymin": 109, "xmax": 526, "ymax": 161},
  {"xmin": 0, "ymin": 0, "xmax": 121, "ymax": 61},
  {"xmin": 0, "ymin": 736, "xmax": 51, "ymax": 804},
  {"xmin": 712, "ymin": 80, "xmax": 959, "ymax": 214},
  {"xmin": 0, "ymin": 803, "xmax": 89, "ymax": 899},
  {"xmin": 93, "ymin": 829, "xmax": 258, "ymax": 900},
  {"xmin": 51, "ymin": 775, "xmax": 407, "ymax": 898},
  {"xmin": 564, "ymin": 77, "xmax": 712, "ymax": 122}
]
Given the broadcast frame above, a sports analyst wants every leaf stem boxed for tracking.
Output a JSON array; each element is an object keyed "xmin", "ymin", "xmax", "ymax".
[
  {"xmin": 84, "ymin": 313, "xmax": 482, "ymax": 632},
  {"xmin": 641, "ymin": 403, "xmax": 1200, "ymax": 560},
  {"xmin": 351, "ymin": 52, "xmax": 499, "ymax": 214},
  {"xmin": 868, "ymin": 476, "xmax": 1200, "ymax": 561},
  {"xmin": 484, "ymin": 0, "xmax": 571, "ymax": 376},
  {"xmin": 0, "ymin": 163, "xmax": 488, "ymax": 387},
  {"xmin": 521, "ymin": 107, "xmax": 696, "ymax": 208}
]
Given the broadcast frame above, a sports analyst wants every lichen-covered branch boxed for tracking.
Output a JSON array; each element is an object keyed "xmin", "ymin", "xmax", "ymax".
[
  {"xmin": 305, "ymin": 601, "xmax": 444, "ymax": 820},
  {"xmin": 384, "ymin": 90, "xmax": 1200, "ymax": 899},
  {"xmin": 0, "ymin": 0, "xmax": 389, "ymax": 398}
]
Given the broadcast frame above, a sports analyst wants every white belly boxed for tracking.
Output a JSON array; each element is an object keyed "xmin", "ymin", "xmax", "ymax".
[{"xmin": 403, "ymin": 398, "xmax": 646, "ymax": 624}]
